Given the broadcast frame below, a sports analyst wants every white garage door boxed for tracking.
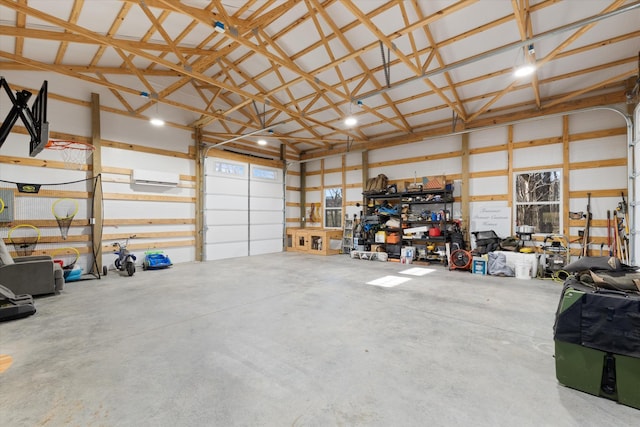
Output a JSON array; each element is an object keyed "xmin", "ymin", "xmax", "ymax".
[{"xmin": 204, "ymin": 158, "xmax": 284, "ymax": 261}]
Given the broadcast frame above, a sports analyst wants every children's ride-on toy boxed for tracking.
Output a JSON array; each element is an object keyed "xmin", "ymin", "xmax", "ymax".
[
  {"xmin": 142, "ymin": 250, "xmax": 173, "ymax": 270},
  {"xmin": 104, "ymin": 235, "xmax": 137, "ymax": 276}
]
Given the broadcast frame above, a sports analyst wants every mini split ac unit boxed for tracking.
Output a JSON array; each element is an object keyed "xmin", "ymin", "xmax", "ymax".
[{"xmin": 131, "ymin": 169, "xmax": 180, "ymax": 187}]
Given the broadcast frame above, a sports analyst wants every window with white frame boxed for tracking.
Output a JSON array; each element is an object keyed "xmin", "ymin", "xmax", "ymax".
[
  {"xmin": 324, "ymin": 187, "xmax": 343, "ymax": 228},
  {"xmin": 514, "ymin": 170, "xmax": 561, "ymax": 234}
]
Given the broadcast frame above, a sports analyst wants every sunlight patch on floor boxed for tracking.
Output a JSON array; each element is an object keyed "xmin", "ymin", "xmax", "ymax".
[
  {"xmin": 366, "ymin": 275, "xmax": 412, "ymax": 288},
  {"xmin": 398, "ymin": 267, "xmax": 436, "ymax": 276}
]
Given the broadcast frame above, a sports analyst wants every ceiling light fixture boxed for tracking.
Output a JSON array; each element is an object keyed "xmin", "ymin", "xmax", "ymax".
[
  {"xmin": 257, "ymin": 139, "xmax": 267, "ymax": 146},
  {"xmin": 150, "ymin": 99, "xmax": 165, "ymax": 126},
  {"xmin": 344, "ymin": 116, "xmax": 357, "ymax": 127},
  {"xmin": 344, "ymin": 101, "xmax": 358, "ymax": 127},
  {"xmin": 514, "ymin": 44, "xmax": 536, "ymax": 78}
]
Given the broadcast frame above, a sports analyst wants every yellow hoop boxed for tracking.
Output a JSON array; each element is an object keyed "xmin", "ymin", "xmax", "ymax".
[
  {"xmin": 50, "ymin": 246, "xmax": 80, "ymax": 268},
  {"xmin": 8, "ymin": 224, "xmax": 41, "ymax": 242},
  {"xmin": 51, "ymin": 198, "xmax": 79, "ymax": 220}
]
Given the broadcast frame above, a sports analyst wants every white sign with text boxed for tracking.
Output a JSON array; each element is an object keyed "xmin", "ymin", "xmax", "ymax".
[{"xmin": 470, "ymin": 206, "xmax": 511, "ymax": 242}]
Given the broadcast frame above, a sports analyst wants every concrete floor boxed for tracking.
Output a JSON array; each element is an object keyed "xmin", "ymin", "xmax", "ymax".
[{"xmin": 0, "ymin": 252, "xmax": 638, "ymax": 426}]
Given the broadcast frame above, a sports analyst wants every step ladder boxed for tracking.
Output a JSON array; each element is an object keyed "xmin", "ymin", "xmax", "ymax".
[{"xmin": 341, "ymin": 214, "xmax": 354, "ymax": 254}]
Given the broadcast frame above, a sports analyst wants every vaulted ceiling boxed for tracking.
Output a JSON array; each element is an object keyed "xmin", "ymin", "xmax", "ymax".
[{"xmin": 0, "ymin": 0, "xmax": 639, "ymax": 161}]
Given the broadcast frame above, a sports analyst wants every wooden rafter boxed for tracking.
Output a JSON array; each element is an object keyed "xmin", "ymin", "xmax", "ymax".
[
  {"xmin": 13, "ymin": 0, "xmax": 27, "ymax": 56},
  {"xmin": 1, "ymin": 0, "xmax": 636, "ymax": 158},
  {"xmin": 410, "ymin": 0, "xmax": 467, "ymax": 121},
  {"xmin": 54, "ymin": 0, "xmax": 84, "ymax": 65}
]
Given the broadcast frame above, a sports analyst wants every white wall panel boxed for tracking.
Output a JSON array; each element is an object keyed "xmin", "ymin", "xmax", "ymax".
[
  {"xmin": 345, "ymin": 152, "xmax": 362, "ymax": 165},
  {"xmin": 306, "ymin": 190, "xmax": 321, "ymax": 203},
  {"xmin": 346, "ymin": 187, "xmax": 362, "ymax": 202},
  {"xmin": 305, "ymin": 160, "xmax": 322, "ymax": 171},
  {"xmin": 513, "ymin": 144, "xmax": 563, "ymax": 169},
  {"xmin": 324, "ymin": 156, "xmax": 341, "ymax": 169},
  {"xmin": 306, "ymin": 175, "xmax": 322, "ymax": 187},
  {"xmin": 470, "ymin": 151, "xmax": 508, "ymax": 172},
  {"xmin": 570, "ymin": 167, "xmax": 627, "ymax": 191},
  {"xmin": 104, "ymin": 200, "xmax": 193, "ymax": 218},
  {"xmin": 469, "ymin": 176, "xmax": 508, "ymax": 195},
  {"xmin": 568, "ymin": 109, "xmax": 627, "ymax": 133},
  {"xmin": 469, "ymin": 127, "xmax": 507, "ymax": 149},
  {"xmin": 286, "ymin": 191, "xmax": 300, "ymax": 204},
  {"xmin": 570, "ymin": 136, "xmax": 626, "ymax": 162},
  {"xmin": 346, "ymin": 170, "xmax": 361, "ymax": 184},
  {"xmin": 101, "ymin": 111, "xmax": 192, "ymax": 153},
  {"xmin": 324, "ymin": 172, "xmax": 342, "ymax": 186},
  {"xmin": 369, "ymin": 136, "xmax": 461, "ymax": 163},
  {"xmin": 513, "ymin": 116, "xmax": 562, "ymax": 140}
]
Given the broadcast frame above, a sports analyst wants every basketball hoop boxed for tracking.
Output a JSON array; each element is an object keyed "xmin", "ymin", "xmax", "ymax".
[{"xmin": 46, "ymin": 139, "xmax": 95, "ymax": 170}]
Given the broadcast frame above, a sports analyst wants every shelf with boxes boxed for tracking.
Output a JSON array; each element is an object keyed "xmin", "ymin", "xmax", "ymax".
[
  {"xmin": 362, "ymin": 187, "xmax": 456, "ymax": 262},
  {"xmin": 285, "ymin": 227, "xmax": 343, "ymax": 255}
]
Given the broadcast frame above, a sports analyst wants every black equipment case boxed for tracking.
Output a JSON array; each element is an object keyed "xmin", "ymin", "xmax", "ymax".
[
  {"xmin": 0, "ymin": 284, "xmax": 36, "ymax": 322},
  {"xmin": 553, "ymin": 277, "xmax": 640, "ymax": 409}
]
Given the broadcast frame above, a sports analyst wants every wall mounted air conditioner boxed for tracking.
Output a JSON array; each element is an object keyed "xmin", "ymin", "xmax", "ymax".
[{"xmin": 131, "ymin": 169, "xmax": 180, "ymax": 187}]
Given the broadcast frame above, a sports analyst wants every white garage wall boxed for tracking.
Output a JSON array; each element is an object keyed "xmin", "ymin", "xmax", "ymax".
[
  {"xmin": 0, "ymin": 71, "xmax": 196, "ymax": 275},
  {"xmin": 300, "ymin": 107, "xmax": 630, "ymax": 260}
]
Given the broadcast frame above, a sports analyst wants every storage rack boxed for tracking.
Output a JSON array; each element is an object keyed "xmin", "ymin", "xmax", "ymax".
[{"xmin": 362, "ymin": 188, "xmax": 454, "ymax": 261}]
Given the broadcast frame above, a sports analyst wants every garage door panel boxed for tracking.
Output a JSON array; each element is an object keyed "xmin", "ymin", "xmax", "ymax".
[
  {"xmin": 206, "ymin": 195, "xmax": 248, "ymax": 210},
  {"xmin": 207, "ymin": 210, "xmax": 248, "ymax": 225},
  {"xmin": 250, "ymin": 196, "xmax": 283, "ymax": 211},
  {"xmin": 206, "ymin": 225, "xmax": 248, "ymax": 243},
  {"xmin": 249, "ymin": 211, "xmax": 282, "ymax": 224},
  {"xmin": 250, "ymin": 224, "xmax": 282, "ymax": 240},
  {"xmin": 250, "ymin": 239, "xmax": 282, "ymax": 256},
  {"xmin": 206, "ymin": 177, "xmax": 248, "ymax": 196},
  {"xmin": 205, "ymin": 158, "xmax": 283, "ymax": 259},
  {"xmin": 250, "ymin": 180, "xmax": 281, "ymax": 194},
  {"xmin": 206, "ymin": 242, "xmax": 247, "ymax": 260}
]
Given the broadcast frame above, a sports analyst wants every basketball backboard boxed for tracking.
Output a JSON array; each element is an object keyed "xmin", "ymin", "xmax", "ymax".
[{"xmin": 0, "ymin": 78, "xmax": 49, "ymax": 157}]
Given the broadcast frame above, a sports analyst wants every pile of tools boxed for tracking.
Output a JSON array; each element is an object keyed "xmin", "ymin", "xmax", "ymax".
[{"xmin": 607, "ymin": 192, "xmax": 630, "ymax": 265}]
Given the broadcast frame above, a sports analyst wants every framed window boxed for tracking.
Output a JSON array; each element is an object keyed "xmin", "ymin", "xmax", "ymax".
[
  {"xmin": 252, "ymin": 166, "xmax": 279, "ymax": 181},
  {"xmin": 514, "ymin": 170, "xmax": 561, "ymax": 234},
  {"xmin": 324, "ymin": 187, "xmax": 343, "ymax": 228},
  {"xmin": 213, "ymin": 160, "xmax": 246, "ymax": 177}
]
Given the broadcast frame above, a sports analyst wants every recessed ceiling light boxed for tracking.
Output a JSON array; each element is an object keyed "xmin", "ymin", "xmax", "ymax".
[
  {"xmin": 344, "ymin": 116, "xmax": 357, "ymax": 127},
  {"xmin": 257, "ymin": 139, "xmax": 267, "ymax": 146},
  {"xmin": 150, "ymin": 118, "xmax": 165, "ymax": 126}
]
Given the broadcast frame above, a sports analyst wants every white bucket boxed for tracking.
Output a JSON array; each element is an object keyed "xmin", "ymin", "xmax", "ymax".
[{"xmin": 515, "ymin": 261, "xmax": 531, "ymax": 280}]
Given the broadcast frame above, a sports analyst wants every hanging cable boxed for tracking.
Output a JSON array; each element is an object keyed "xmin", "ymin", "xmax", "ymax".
[{"xmin": 379, "ymin": 41, "xmax": 391, "ymax": 88}]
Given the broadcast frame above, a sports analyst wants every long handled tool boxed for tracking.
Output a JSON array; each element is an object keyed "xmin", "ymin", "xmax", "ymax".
[
  {"xmin": 607, "ymin": 210, "xmax": 612, "ymax": 256},
  {"xmin": 581, "ymin": 193, "xmax": 591, "ymax": 257},
  {"xmin": 617, "ymin": 192, "xmax": 630, "ymax": 264}
]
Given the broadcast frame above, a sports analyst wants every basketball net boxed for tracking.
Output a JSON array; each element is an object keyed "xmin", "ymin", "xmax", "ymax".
[
  {"xmin": 8, "ymin": 225, "xmax": 40, "ymax": 256},
  {"xmin": 52, "ymin": 198, "xmax": 79, "ymax": 240},
  {"xmin": 46, "ymin": 140, "xmax": 95, "ymax": 170}
]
